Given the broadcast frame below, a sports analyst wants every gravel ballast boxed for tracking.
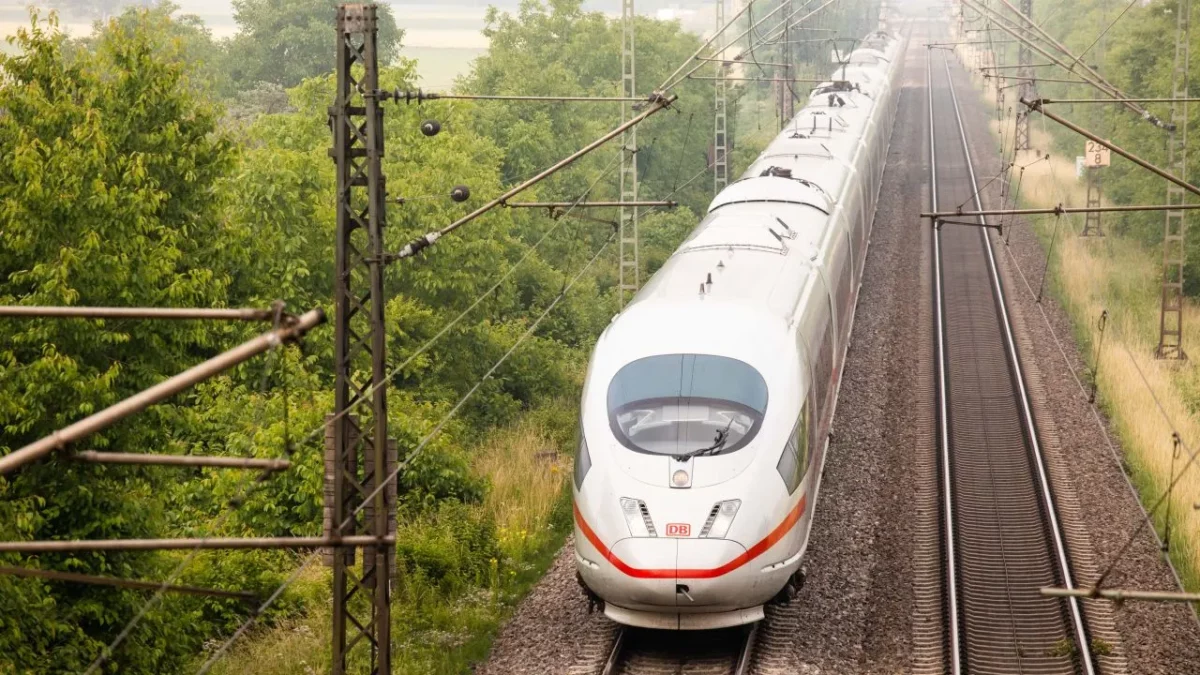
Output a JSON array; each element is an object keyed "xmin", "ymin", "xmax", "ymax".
[{"xmin": 478, "ymin": 30, "xmax": 1200, "ymax": 675}]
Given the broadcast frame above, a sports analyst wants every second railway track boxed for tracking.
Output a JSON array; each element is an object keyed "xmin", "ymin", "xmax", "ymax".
[
  {"xmin": 928, "ymin": 46, "xmax": 1096, "ymax": 675},
  {"xmin": 597, "ymin": 625, "xmax": 758, "ymax": 675}
]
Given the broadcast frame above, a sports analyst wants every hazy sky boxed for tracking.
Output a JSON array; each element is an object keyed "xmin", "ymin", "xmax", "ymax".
[{"xmin": 3, "ymin": 1, "xmax": 717, "ymax": 49}]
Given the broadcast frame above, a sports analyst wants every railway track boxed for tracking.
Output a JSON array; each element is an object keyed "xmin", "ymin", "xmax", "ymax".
[
  {"xmin": 594, "ymin": 625, "xmax": 758, "ymax": 675},
  {"xmin": 927, "ymin": 47, "xmax": 1096, "ymax": 675}
]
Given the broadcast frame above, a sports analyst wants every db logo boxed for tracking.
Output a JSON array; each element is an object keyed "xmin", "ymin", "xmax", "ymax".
[{"xmin": 666, "ymin": 523, "xmax": 691, "ymax": 537}]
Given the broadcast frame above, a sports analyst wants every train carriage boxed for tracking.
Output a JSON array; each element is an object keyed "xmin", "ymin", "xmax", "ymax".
[{"xmin": 573, "ymin": 29, "xmax": 908, "ymax": 630}]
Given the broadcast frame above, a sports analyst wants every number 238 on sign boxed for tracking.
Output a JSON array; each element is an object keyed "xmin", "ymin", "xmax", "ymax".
[{"xmin": 1084, "ymin": 140, "xmax": 1111, "ymax": 167}]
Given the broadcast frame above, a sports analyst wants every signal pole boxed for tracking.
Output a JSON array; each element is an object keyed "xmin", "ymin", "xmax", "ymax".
[
  {"xmin": 1081, "ymin": 43, "xmax": 1105, "ymax": 237},
  {"xmin": 619, "ymin": 0, "xmax": 640, "ymax": 306},
  {"xmin": 1157, "ymin": 0, "xmax": 1190, "ymax": 359},
  {"xmin": 329, "ymin": 5, "xmax": 395, "ymax": 674},
  {"xmin": 714, "ymin": 0, "xmax": 730, "ymax": 196}
]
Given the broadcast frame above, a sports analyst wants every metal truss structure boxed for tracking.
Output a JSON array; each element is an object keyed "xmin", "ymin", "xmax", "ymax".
[
  {"xmin": 329, "ymin": 5, "xmax": 397, "ymax": 673},
  {"xmin": 1013, "ymin": 0, "xmax": 1034, "ymax": 151},
  {"xmin": 1157, "ymin": 0, "xmax": 1190, "ymax": 360},
  {"xmin": 619, "ymin": 0, "xmax": 640, "ymax": 306},
  {"xmin": 714, "ymin": 0, "xmax": 730, "ymax": 196}
]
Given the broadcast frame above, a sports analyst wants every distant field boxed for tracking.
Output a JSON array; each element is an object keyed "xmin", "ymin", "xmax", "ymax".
[{"xmin": 401, "ymin": 45, "xmax": 485, "ymax": 91}]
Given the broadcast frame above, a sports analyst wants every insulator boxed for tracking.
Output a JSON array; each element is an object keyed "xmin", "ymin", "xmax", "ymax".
[
  {"xmin": 450, "ymin": 185, "xmax": 470, "ymax": 202},
  {"xmin": 421, "ymin": 119, "xmax": 441, "ymax": 137}
]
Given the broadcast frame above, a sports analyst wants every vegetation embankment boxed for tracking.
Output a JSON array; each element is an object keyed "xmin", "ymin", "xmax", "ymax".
[
  {"xmin": 957, "ymin": 0, "xmax": 1200, "ymax": 593},
  {"xmin": 0, "ymin": 2, "xmax": 720, "ymax": 672},
  {"xmin": 0, "ymin": 0, "xmax": 880, "ymax": 671}
]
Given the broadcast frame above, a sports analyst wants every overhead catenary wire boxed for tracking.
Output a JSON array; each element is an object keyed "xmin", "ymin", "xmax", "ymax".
[
  {"xmin": 390, "ymin": 94, "xmax": 676, "ymax": 261},
  {"xmin": 659, "ymin": 0, "xmax": 828, "ymax": 93},
  {"xmin": 0, "ymin": 309, "xmax": 325, "ymax": 475},
  {"xmin": 1066, "ymin": 0, "xmax": 1139, "ymax": 71},
  {"xmin": 0, "ymin": 565, "xmax": 258, "ymax": 602},
  {"xmin": 984, "ymin": 103, "xmax": 1200, "ymax": 626},
  {"xmin": 655, "ymin": 0, "xmax": 760, "ymax": 91},
  {"xmin": 195, "ymin": 228, "xmax": 620, "ymax": 675},
  {"xmin": 80, "ymin": 150, "xmax": 626, "ymax": 671},
  {"xmin": 192, "ymin": 132, "xmax": 714, "ymax": 675},
  {"xmin": 79, "ymin": 306, "xmax": 298, "ymax": 674}
]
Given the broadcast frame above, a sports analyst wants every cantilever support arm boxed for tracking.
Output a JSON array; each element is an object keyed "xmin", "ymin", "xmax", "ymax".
[
  {"xmin": 388, "ymin": 95, "xmax": 677, "ymax": 261},
  {"xmin": 1042, "ymin": 586, "xmax": 1200, "ymax": 604},
  {"xmin": 0, "ymin": 309, "xmax": 325, "ymax": 475},
  {"xmin": 1021, "ymin": 98, "xmax": 1200, "ymax": 198}
]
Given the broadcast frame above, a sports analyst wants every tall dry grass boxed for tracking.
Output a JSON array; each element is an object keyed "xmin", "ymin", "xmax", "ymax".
[
  {"xmin": 960, "ymin": 49, "xmax": 1200, "ymax": 587},
  {"xmin": 205, "ymin": 415, "xmax": 573, "ymax": 675},
  {"xmin": 473, "ymin": 420, "xmax": 570, "ymax": 562}
]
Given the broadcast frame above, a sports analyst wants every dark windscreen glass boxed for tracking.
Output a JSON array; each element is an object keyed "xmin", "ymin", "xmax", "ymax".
[{"xmin": 607, "ymin": 354, "xmax": 768, "ymax": 456}]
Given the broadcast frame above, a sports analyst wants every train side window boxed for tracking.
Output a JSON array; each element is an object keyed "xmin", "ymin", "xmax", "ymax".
[{"xmin": 775, "ymin": 402, "xmax": 809, "ymax": 494}]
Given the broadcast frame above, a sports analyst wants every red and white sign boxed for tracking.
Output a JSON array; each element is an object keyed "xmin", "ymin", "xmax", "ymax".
[{"xmin": 666, "ymin": 523, "xmax": 691, "ymax": 537}]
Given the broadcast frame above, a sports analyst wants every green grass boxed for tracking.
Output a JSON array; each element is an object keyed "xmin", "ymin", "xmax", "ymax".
[
  {"xmin": 203, "ymin": 412, "xmax": 575, "ymax": 675},
  {"xmin": 963, "ymin": 52, "xmax": 1200, "ymax": 595}
]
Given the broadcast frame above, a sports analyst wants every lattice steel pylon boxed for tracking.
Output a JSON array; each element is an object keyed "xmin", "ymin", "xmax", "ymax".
[
  {"xmin": 1082, "ymin": 43, "xmax": 1105, "ymax": 238},
  {"xmin": 1014, "ymin": 0, "xmax": 1034, "ymax": 151},
  {"xmin": 619, "ymin": 0, "xmax": 639, "ymax": 307},
  {"xmin": 1157, "ymin": 0, "xmax": 1190, "ymax": 359},
  {"xmin": 714, "ymin": 0, "xmax": 729, "ymax": 196},
  {"xmin": 1081, "ymin": 168, "xmax": 1104, "ymax": 236},
  {"xmin": 329, "ymin": 5, "xmax": 395, "ymax": 674}
]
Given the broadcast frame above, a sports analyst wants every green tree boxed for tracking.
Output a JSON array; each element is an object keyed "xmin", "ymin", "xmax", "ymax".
[
  {"xmin": 46, "ymin": 0, "xmax": 127, "ymax": 20},
  {"xmin": 71, "ymin": 2, "xmax": 236, "ymax": 98},
  {"xmin": 225, "ymin": 0, "xmax": 403, "ymax": 89},
  {"xmin": 0, "ymin": 12, "xmax": 238, "ymax": 672},
  {"xmin": 460, "ymin": 0, "xmax": 730, "ymax": 217}
]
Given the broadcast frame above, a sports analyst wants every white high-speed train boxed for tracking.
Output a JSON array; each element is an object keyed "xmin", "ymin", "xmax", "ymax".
[{"xmin": 573, "ymin": 30, "xmax": 907, "ymax": 630}]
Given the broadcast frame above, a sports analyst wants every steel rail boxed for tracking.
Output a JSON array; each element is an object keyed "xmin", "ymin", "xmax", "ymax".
[
  {"xmin": 598, "ymin": 624, "xmax": 758, "ymax": 675},
  {"xmin": 599, "ymin": 628, "xmax": 626, "ymax": 675},
  {"xmin": 72, "ymin": 451, "xmax": 291, "ymax": 470},
  {"xmin": 926, "ymin": 48, "xmax": 962, "ymax": 675},
  {"xmin": 943, "ymin": 54, "xmax": 1096, "ymax": 675},
  {"xmin": 0, "ymin": 308, "xmax": 325, "ymax": 475},
  {"xmin": 733, "ymin": 624, "xmax": 759, "ymax": 675},
  {"xmin": 0, "ymin": 306, "xmax": 280, "ymax": 321},
  {"xmin": 0, "ymin": 565, "xmax": 257, "ymax": 601}
]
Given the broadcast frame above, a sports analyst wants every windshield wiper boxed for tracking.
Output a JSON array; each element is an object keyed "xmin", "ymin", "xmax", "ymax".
[{"xmin": 673, "ymin": 419, "xmax": 734, "ymax": 462}]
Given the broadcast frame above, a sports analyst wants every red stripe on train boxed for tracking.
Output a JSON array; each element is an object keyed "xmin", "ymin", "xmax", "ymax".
[{"xmin": 573, "ymin": 495, "xmax": 807, "ymax": 579}]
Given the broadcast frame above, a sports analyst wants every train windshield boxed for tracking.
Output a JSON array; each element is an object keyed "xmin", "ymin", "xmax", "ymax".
[{"xmin": 607, "ymin": 354, "xmax": 768, "ymax": 456}]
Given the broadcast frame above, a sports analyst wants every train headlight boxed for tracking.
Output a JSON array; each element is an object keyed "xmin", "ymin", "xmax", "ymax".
[
  {"xmin": 671, "ymin": 469, "xmax": 690, "ymax": 488},
  {"xmin": 699, "ymin": 499, "xmax": 741, "ymax": 539},
  {"xmin": 619, "ymin": 497, "xmax": 657, "ymax": 537},
  {"xmin": 574, "ymin": 436, "xmax": 591, "ymax": 490}
]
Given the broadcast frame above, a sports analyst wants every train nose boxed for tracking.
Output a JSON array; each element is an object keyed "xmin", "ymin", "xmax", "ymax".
[
  {"xmin": 593, "ymin": 538, "xmax": 759, "ymax": 608},
  {"xmin": 606, "ymin": 538, "xmax": 677, "ymax": 606},
  {"xmin": 676, "ymin": 538, "xmax": 755, "ymax": 607}
]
